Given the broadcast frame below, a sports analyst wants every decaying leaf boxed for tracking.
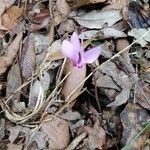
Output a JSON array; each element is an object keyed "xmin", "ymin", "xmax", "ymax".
[
  {"xmin": 6, "ymin": 63, "xmax": 25, "ymax": 112},
  {"xmin": 99, "ymin": 61, "xmax": 132, "ymax": 107},
  {"xmin": 47, "ymin": 39, "xmax": 64, "ymax": 61},
  {"xmin": 6, "ymin": 63, "xmax": 21, "ymax": 99},
  {"xmin": 0, "ymin": 0, "xmax": 15, "ymax": 30},
  {"xmin": 7, "ymin": 143, "xmax": 23, "ymax": 150},
  {"xmin": 85, "ymin": 120, "xmax": 106, "ymax": 149},
  {"xmin": 56, "ymin": 0, "xmax": 71, "ymax": 17},
  {"xmin": 61, "ymin": 60, "xmax": 86, "ymax": 102},
  {"xmin": 135, "ymin": 81, "xmax": 150, "ymax": 110},
  {"xmin": 2, "ymin": 5, "xmax": 23, "ymax": 30},
  {"xmin": 73, "ymin": 10, "xmax": 122, "ymax": 29},
  {"xmin": 21, "ymin": 33, "xmax": 36, "ymax": 80},
  {"xmin": 128, "ymin": 28, "xmax": 150, "ymax": 47},
  {"xmin": 79, "ymin": 28, "xmax": 126, "ymax": 40},
  {"xmin": 41, "ymin": 114, "xmax": 70, "ymax": 149},
  {"xmin": 8, "ymin": 125, "xmax": 47, "ymax": 149},
  {"xmin": 120, "ymin": 103, "xmax": 150, "ymax": 149},
  {"xmin": 0, "ymin": 32, "xmax": 22, "ymax": 76}
]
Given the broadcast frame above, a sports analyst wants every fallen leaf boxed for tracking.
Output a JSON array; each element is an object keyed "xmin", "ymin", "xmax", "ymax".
[
  {"xmin": 6, "ymin": 63, "xmax": 25, "ymax": 112},
  {"xmin": 79, "ymin": 28, "xmax": 126, "ymax": 40},
  {"xmin": 47, "ymin": 39, "xmax": 64, "ymax": 61},
  {"xmin": 128, "ymin": 1, "xmax": 150, "ymax": 28},
  {"xmin": 99, "ymin": 61, "xmax": 132, "ymax": 107},
  {"xmin": 75, "ymin": 0, "xmax": 107, "ymax": 7},
  {"xmin": 2, "ymin": 5, "xmax": 23, "ymax": 30},
  {"xmin": 95, "ymin": 74, "xmax": 121, "ymax": 90},
  {"xmin": 102, "ymin": 0, "xmax": 127, "ymax": 10},
  {"xmin": 7, "ymin": 143, "xmax": 23, "ymax": 150},
  {"xmin": 56, "ymin": 0, "xmax": 71, "ymax": 17},
  {"xmin": 135, "ymin": 81, "xmax": 150, "ymax": 110},
  {"xmin": 0, "ymin": 32, "xmax": 22, "ymax": 76},
  {"xmin": 6, "ymin": 63, "xmax": 21, "ymax": 99},
  {"xmin": 60, "ymin": 109, "xmax": 81, "ymax": 121},
  {"xmin": 41, "ymin": 114, "xmax": 70, "ymax": 149},
  {"xmin": 85, "ymin": 120, "xmax": 106, "ymax": 149},
  {"xmin": 61, "ymin": 60, "xmax": 86, "ymax": 102},
  {"xmin": 8, "ymin": 125, "xmax": 47, "ymax": 149},
  {"xmin": 21, "ymin": 33, "xmax": 36, "ymax": 80},
  {"xmin": 0, "ymin": 0, "xmax": 15, "ymax": 30},
  {"xmin": 73, "ymin": 10, "xmax": 122, "ymax": 29},
  {"xmin": 120, "ymin": 103, "xmax": 150, "ymax": 149},
  {"xmin": 128, "ymin": 28, "xmax": 150, "ymax": 47}
]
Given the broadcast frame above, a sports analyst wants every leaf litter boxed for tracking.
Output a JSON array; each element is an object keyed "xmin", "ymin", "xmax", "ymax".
[{"xmin": 0, "ymin": 0, "xmax": 150, "ymax": 150}]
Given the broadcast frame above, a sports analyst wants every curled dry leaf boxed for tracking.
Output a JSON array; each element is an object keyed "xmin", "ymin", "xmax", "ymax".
[
  {"xmin": 120, "ymin": 103, "xmax": 150, "ymax": 149},
  {"xmin": 21, "ymin": 33, "xmax": 36, "ymax": 80},
  {"xmin": 2, "ymin": 5, "xmax": 23, "ymax": 30},
  {"xmin": 61, "ymin": 60, "xmax": 86, "ymax": 103},
  {"xmin": 0, "ymin": 119, "xmax": 5, "ymax": 140},
  {"xmin": 0, "ymin": 32, "xmax": 22, "ymax": 76},
  {"xmin": 73, "ymin": 10, "xmax": 122, "ymax": 29},
  {"xmin": 41, "ymin": 114, "xmax": 70, "ymax": 150}
]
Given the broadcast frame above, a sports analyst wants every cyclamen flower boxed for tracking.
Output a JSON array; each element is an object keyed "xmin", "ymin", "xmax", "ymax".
[{"xmin": 61, "ymin": 32, "xmax": 102, "ymax": 68}]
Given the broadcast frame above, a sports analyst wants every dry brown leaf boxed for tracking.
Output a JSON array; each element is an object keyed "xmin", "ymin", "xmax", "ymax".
[
  {"xmin": 41, "ymin": 114, "xmax": 70, "ymax": 149},
  {"xmin": 21, "ymin": 33, "xmax": 36, "ymax": 80},
  {"xmin": 2, "ymin": 5, "xmax": 23, "ymax": 30},
  {"xmin": 7, "ymin": 143, "xmax": 23, "ymax": 150},
  {"xmin": 135, "ymin": 81, "xmax": 150, "ymax": 110},
  {"xmin": 6, "ymin": 63, "xmax": 25, "ymax": 112},
  {"xmin": 102, "ymin": 0, "xmax": 127, "ymax": 10},
  {"xmin": 61, "ymin": 60, "xmax": 86, "ymax": 102},
  {"xmin": 99, "ymin": 61, "xmax": 132, "ymax": 107},
  {"xmin": 6, "ymin": 63, "xmax": 21, "ymax": 98},
  {"xmin": 74, "ymin": 10, "xmax": 122, "ymax": 29},
  {"xmin": 120, "ymin": 103, "xmax": 150, "ymax": 149},
  {"xmin": 84, "ymin": 120, "xmax": 106, "ymax": 149},
  {"xmin": 56, "ymin": 0, "xmax": 71, "ymax": 17},
  {"xmin": 0, "ymin": 0, "xmax": 15, "ymax": 30},
  {"xmin": 47, "ymin": 40, "xmax": 64, "ymax": 61},
  {"xmin": 0, "ymin": 32, "xmax": 22, "ymax": 75}
]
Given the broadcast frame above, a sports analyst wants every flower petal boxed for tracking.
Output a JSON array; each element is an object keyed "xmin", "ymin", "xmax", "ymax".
[
  {"xmin": 71, "ymin": 32, "xmax": 81, "ymax": 52},
  {"xmin": 84, "ymin": 46, "xmax": 102, "ymax": 63},
  {"xmin": 61, "ymin": 40, "xmax": 79, "ymax": 63}
]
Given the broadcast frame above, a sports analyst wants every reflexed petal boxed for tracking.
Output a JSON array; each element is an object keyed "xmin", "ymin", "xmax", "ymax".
[
  {"xmin": 71, "ymin": 32, "xmax": 81, "ymax": 52},
  {"xmin": 61, "ymin": 40, "xmax": 79, "ymax": 63},
  {"xmin": 84, "ymin": 46, "xmax": 102, "ymax": 63}
]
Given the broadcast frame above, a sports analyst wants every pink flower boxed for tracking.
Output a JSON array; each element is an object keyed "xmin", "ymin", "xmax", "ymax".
[{"xmin": 61, "ymin": 32, "xmax": 102, "ymax": 68}]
